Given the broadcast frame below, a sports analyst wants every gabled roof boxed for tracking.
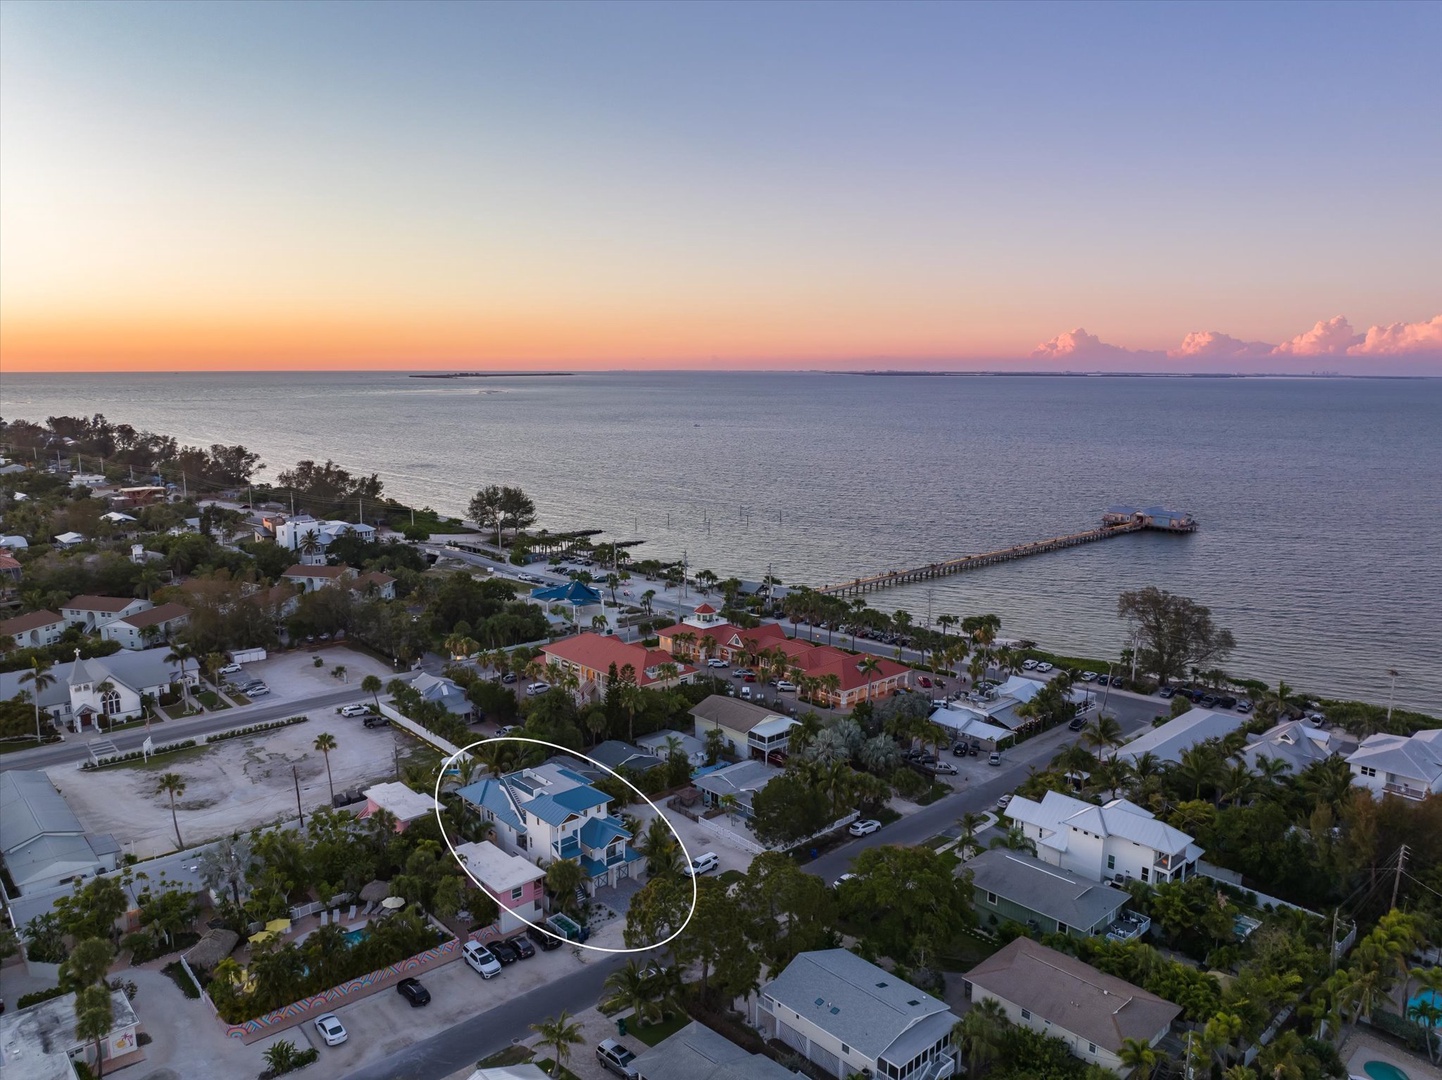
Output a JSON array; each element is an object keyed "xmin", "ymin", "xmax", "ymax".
[
  {"xmin": 693, "ymin": 759, "xmax": 782, "ymax": 805},
  {"xmin": 578, "ymin": 815, "xmax": 631, "ymax": 848},
  {"xmin": 523, "ymin": 785, "xmax": 611, "ymax": 826},
  {"xmin": 637, "ymin": 729, "xmax": 706, "ymax": 760},
  {"xmin": 967, "ymin": 848, "xmax": 1128, "ymax": 930},
  {"xmin": 631, "ymin": 1020, "xmax": 796, "ymax": 1080},
  {"xmin": 541, "ymin": 632, "xmax": 693, "ymax": 686},
  {"xmin": 63, "ymin": 594, "xmax": 140, "ymax": 613},
  {"xmin": 113, "ymin": 602, "xmax": 190, "ymax": 629},
  {"xmin": 1007, "ymin": 791, "xmax": 1195, "ymax": 855},
  {"xmin": 0, "ymin": 609, "xmax": 65, "ymax": 636},
  {"xmin": 0, "ymin": 770, "xmax": 85, "ymax": 854},
  {"xmin": 589, "ymin": 740, "xmax": 665, "ymax": 773},
  {"xmin": 690, "ymin": 694, "xmax": 789, "ymax": 735},
  {"xmin": 763, "ymin": 949, "xmax": 958, "ymax": 1063},
  {"xmin": 967, "ymin": 938, "xmax": 1180, "ymax": 1053},
  {"xmin": 282, "ymin": 563, "xmax": 352, "ymax": 579}
]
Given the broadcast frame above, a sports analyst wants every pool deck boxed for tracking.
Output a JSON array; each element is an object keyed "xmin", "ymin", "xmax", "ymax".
[{"xmin": 1343, "ymin": 1030, "xmax": 1442, "ymax": 1080}]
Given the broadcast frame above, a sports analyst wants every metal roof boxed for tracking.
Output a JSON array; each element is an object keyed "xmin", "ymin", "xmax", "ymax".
[
  {"xmin": 966, "ymin": 848, "xmax": 1128, "ymax": 930},
  {"xmin": 1117, "ymin": 708, "xmax": 1246, "ymax": 764},
  {"xmin": 762, "ymin": 949, "xmax": 957, "ymax": 1063},
  {"xmin": 631, "ymin": 1020, "xmax": 796, "ymax": 1080}
]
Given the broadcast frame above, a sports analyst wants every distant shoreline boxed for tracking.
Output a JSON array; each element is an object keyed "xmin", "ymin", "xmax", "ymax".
[
  {"xmin": 409, "ymin": 372, "xmax": 574, "ymax": 379},
  {"xmin": 829, "ymin": 370, "xmax": 1429, "ymax": 379}
]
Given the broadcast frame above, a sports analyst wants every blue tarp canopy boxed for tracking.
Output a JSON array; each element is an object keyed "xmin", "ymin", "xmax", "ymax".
[{"xmin": 530, "ymin": 580, "xmax": 603, "ymax": 605}]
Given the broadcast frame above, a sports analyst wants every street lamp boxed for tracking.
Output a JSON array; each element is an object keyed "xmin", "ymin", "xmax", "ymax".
[
  {"xmin": 1099, "ymin": 662, "xmax": 1117, "ymax": 718},
  {"xmin": 1386, "ymin": 668, "xmax": 1400, "ymax": 722}
]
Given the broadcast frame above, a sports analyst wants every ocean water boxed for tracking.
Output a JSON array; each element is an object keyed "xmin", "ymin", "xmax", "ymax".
[{"xmin": 3, "ymin": 371, "xmax": 1440, "ymax": 714}]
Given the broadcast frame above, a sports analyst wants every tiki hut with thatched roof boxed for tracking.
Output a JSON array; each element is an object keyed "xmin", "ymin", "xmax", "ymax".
[
  {"xmin": 184, "ymin": 927, "xmax": 239, "ymax": 971},
  {"xmin": 360, "ymin": 880, "xmax": 392, "ymax": 904}
]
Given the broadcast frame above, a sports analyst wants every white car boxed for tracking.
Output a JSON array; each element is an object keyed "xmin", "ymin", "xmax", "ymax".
[
  {"xmin": 525, "ymin": 682, "xmax": 550, "ymax": 696},
  {"xmin": 683, "ymin": 852, "xmax": 719, "ymax": 876},
  {"xmin": 1036, "ymin": 662, "xmax": 1054, "ymax": 673},
  {"xmin": 1080, "ymin": 671, "xmax": 1098, "ymax": 682},
  {"xmin": 848, "ymin": 819, "xmax": 881, "ymax": 837},
  {"xmin": 219, "ymin": 663, "xmax": 241, "ymax": 675},
  {"xmin": 314, "ymin": 1013, "xmax": 348, "ymax": 1046},
  {"xmin": 833, "ymin": 872, "xmax": 858, "ymax": 888},
  {"xmin": 339, "ymin": 704, "xmax": 369, "ymax": 717},
  {"xmin": 1021, "ymin": 659, "xmax": 1038, "ymax": 670},
  {"xmin": 932, "ymin": 760, "xmax": 958, "ymax": 775},
  {"xmin": 463, "ymin": 940, "xmax": 503, "ymax": 978},
  {"xmin": 775, "ymin": 680, "xmax": 797, "ymax": 692},
  {"xmin": 707, "ymin": 659, "xmax": 729, "ymax": 668},
  {"xmin": 996, "ymin": 793, "xmax": 1014, "ymax": 810}
]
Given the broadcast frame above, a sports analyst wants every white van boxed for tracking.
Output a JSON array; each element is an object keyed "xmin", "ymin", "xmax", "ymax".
[
  {"xmin": 463, "ymin": 940, "xmax": 502, "ymax": 978},
  {"xmin": 740, "ymin": 685, "xmax": 752, "ymax": 699},
  {"xmin": 683, "ymin": 852, "xmax": 719, "ymax": 877}
]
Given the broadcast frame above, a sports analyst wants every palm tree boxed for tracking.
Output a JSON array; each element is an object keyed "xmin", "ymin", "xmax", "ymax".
[
  {"xmin": 1409, "ymin": 964, "xmax": 1442, "ymax": 1063},
  {"xmin": 156, "ymin": 772, "xmax": 186, "ymax": 850},
  {"xmin": 313, "ymin": 732, "xmax": 338, "ymax": 802},
  {"xmin": 361, "ymin": 673, "xmax": 383, "ymax": 712},
  {"xmin": 531, "ymin": 1010, "xmax": 585, "ymax": 1078},
  {"xmin": 1173, "ymin": 743, "xmax": 1225, "ymax": 801},
  {"xmin": 1259, "ymin": 679, "xmax": 1297, "ymax": 723},
  {"xmin": 545, "ymin": 858, "xmax": 588, "ymax": 914},
  {"xmin": 299, "ymin": 528, "xmax": 322, "ymax": 561},
  {"xmin": 956, "ymin": 811, "xmax": 987, "ymax": 859},
  {"xmin": 74, "ymin": 983, "xmax": 115, "ymax": 1078},
  {"xmin": 165, "ymin": 642, "xmax": 197, "ymax": 711},
  {"xmin": 600, "ymin": 960, "xmax": 666, "ymax": 1025},
  {"xmin": 617, "ymin": 681, "xmax": 645, "ymax": 743},
  {"xmin": 1092, "ymin": 756, "xmax": 1134, "ymax": 799},
  {"xmin": 19, "ymin": 657, "xmax": 56, "ymax": 741},
  {"xmin": 954, "ymin": 996, "xmax": 1009, "ymax": 1075},
  {"xmin": 1118, "ymin": 1037, "xmax": 1161, "ymax": 1079},
  {"xmin": 857, "ymin": 656, "xmax": 881, "ymax": 703},
  {"xmin": 1220, "ymin": 761, "xmax": 1257, "ymax": 806},
  {"xmin": 1082, "ymin": 715, "xmax": 1124, "ymax": 754},
  {"xmin": 637, "ymin": 816, "xmax": 681, "ymax": 877}
]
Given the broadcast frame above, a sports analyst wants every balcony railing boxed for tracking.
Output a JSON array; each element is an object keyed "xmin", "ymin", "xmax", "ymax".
[{"xmin": 1104, "ymin": 912, "xmax": 1151, "ymax": 942}]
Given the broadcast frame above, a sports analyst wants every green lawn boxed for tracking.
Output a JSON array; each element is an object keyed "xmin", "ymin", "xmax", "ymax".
[
  {"xmin": 477, "ymin": 1045, "xmax": 535, "ymax": 1069},
  {"xmin": 629, "ymin": 1012, "xmax": 692, "ymax": 1046},
  {"xmin": 195, "ymin": 690, "xmax": 230, "ymax": 710},
  {"xmin": 531, "ymin": 1059, "xmax": 582, "ymax": 1080},
  {"xmin": 0, "ymin": 738, "xmax": 58, "ymax": 755}
]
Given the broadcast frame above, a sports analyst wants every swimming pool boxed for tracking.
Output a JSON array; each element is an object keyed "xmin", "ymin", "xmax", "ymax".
[
  {"xmin": 1407, "ymin": 987, "xmax": 1440, "ymax": 1027},
  {"xmin": 1362, "ymin": 1061, "xmax": 1411, "ymax": 1080},
  {"xmin": 343, "ymin": 927, "xmax": 370, "ymax": 948}
]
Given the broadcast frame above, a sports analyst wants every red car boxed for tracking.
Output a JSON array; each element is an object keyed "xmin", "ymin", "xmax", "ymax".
[
  {"xmin": 919, "ymin": 677, "xmax": 932, "ymax": 688},
  {"xmin": 743, "ymin": 674, "xmax": 756, "ymax": 683}
]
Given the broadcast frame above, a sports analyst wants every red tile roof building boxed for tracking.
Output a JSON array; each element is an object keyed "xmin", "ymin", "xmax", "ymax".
[
  {"xmin": 656, "ymin": 606, "xmax": 912, "ymax": 708},
  {"xmin": 540, "ymin": 632, "xmax": 695, "ymax": 700}
]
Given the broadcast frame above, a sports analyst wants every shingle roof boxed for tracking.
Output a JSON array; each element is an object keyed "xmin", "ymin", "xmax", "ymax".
[
  {"xmin": 966, "ymin": 938, "xmax": 1180, "ymax": 1054},
  {"xmin": 0, "ymin": 770, "xmax": 86, "ymax": 854},
  {"xmin": 631, "ymin": 1020, "xmax": 796, "ymax": 1080},
  {"xmin": 0, "ymin": 609, "xmax": 64, "ymax": 636},
  {"xmin": 113, "ymin": 602, "xmax": 190, "ymax": 629},
  {"xmin": 966, "ymin": 849, "xmax": 1128, "ymax": 931},
  {"xmin": 590, "ymin": 740, "xmax": 665, "ymax": 773},
  {"xmin": 762, "ymin": 949, "xmax": 957, "ymax": 1062},
  {"xmin": 283, "ymin": 564, "xmax": 351, "ymax": 578},
  {"xmin": 690, "ymin": 695, "xmax": 789, "ymax": 735},
  {"xmin": 63, "ymin": 594, "xmax": 140, "ymax": 613}
]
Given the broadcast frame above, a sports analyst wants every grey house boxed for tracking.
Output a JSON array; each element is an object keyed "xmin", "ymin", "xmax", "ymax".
[
  {"xmin": 632, "ymin": 1021, "xmax": 794, "ymax": 1080},
  {"xmin": 967, "ymin": 848, "xmax": 1130, "ymax": 939},
  {"xmin": 0, "ymin": 770, "xmax": 119, "ymax": 892},
  {"xmin": 754, "ymin": 949, "xmax": 958, "ymax": 1080}
]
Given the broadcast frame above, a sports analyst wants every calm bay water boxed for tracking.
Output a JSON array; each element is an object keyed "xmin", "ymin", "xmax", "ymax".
[{"xmin": 3, "ymin": 371, "xmax": 1440, "ymax": 714}]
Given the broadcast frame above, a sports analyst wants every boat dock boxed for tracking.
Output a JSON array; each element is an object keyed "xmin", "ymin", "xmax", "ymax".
[{"xmin": 816, "ymin": 506, "xmax": 1196, "ymax": 597}]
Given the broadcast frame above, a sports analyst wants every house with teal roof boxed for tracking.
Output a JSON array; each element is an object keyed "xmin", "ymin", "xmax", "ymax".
[{"xmin": 455, "ymin": 761, "xmax": 645, "ymax": 895}]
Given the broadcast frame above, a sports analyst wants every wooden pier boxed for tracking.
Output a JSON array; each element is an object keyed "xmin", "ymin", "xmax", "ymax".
[{"xmin": 817, "ymin": 521, "xmax": 1148, "ymax": 597}]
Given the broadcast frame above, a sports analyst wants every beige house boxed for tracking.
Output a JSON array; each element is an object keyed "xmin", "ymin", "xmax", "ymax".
[
  {"xmin": 690, "ymin": 694, "xmax": 794, "ymax": 759},
  {"xmin": 964, "ymin": 938, "xmax": 1179, "ymax": 1075}
]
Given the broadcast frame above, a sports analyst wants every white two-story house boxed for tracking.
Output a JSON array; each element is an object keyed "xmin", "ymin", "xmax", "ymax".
[
  {"xmin": 455, "ymin": 762, "xmax": 645, "ymax": 895},
  {"xmin": 1347, "ymin": 729, "xmax": 1442, "ymax": 800},
  {"xmin": 1005, "ymin": 791, "xmax": 1202, "ymax": 886},
  {"xmin": 754, "ymin": 949, "xmax": 958, "ymax": 1080},
  {"xmin": 61, "ymin": 595, "xmax": 152, "ymax": 632}
]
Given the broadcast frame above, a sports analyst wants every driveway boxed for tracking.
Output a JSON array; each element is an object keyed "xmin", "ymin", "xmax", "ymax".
[{"xmin": 127, "ymin": 965, "xmax": 271, "ymax": 1080}]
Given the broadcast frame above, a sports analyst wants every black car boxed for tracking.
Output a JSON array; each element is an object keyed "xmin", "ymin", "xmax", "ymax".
[
  {"xmin": 490, "ymin": 939, "xmax": 521, "ymax": 964},
  {"xmin": 1218, "ymin": 695, "xmax": 1238, "ymax": 709},
  {"xmin": 952, "ymin": 742, "xmax": 969, "ymax": 757},
  {"xmin": 506, "ymin": 935, "xmax": 535, "ymax": 959},
  {"xmin": 1068, "ymin": 716, "xmax": 1087, "ymax": 731},
  {"xmin": 396, "ymin": 977, "xmax": 431, "ymax": 1006},
  {"xmin": 527, "ymin": 924, "xmax": 564, "ymax": 951},
  {"xmin": 363, "ymin": 715, "xmax": 389, "ymax": 728},
  {"xmin": 969, "ymin": 742, "xmax": 981, "ymax": 756},
  {"xmin": 1095, "ymin": 674, "xmax": 1110, "ymax": 686}
]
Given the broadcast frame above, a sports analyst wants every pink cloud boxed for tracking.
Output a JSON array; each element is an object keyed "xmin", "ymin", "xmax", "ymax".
[
  {"xmin": 1346, "ymin": 315, "xmax": 1442, "ymax": 356},
  {"xmin": 1031, "ymin": 328, "xmax": 1147, "ymax": 361},
  {"xmin": 1271, "ymin": 315, "xmax": 1363, "ymax": 356},
  {"xmin": 1169, "ymin": 331, "xmax": 1274, "ymax": 359}
]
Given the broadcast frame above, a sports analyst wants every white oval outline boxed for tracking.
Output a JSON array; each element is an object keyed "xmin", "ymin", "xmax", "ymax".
[{"xmin": 430, "ymin": 736, "xmax": 699, "ymax": 955}]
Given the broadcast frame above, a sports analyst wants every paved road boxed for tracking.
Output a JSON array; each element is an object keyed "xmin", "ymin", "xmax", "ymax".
[
  {"xmin": 0, "ymin": 685, "xmax": 375, "ymax": 772},
  {"xmin": 805, "ymin": 690, "xmax": 1164, "ymax": 884},
  {"xmin": 340, "ymin": 952, "xmax": 627, "ymax": 1080}
]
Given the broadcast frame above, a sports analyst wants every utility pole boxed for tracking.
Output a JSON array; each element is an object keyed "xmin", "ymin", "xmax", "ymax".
[
  {"xmin": 1386, "ymin": 669, "xmax": 1400, "ymax": 722},
  {"xmin": 1392, "ymin": 844, "xmax": 1408, "ymax": 911},
  {"xmin": 1329, "ymin": 907, "xmax": 1339, "ymax": 972},
  {"xmin": 293, "ymin": 765, "xmax": 305, "ymax": 829}
]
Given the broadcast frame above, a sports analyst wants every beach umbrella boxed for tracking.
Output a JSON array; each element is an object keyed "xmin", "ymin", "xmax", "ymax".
[
  {"xmin": 247, "ymin": 929, "xmax": 274, "ymax": 945},
  {"xmin": 381, "ymin": 896, "xmax": 405, "ymax": 910},
  {"xmin": 265, "ymin": 917, "xmax": 292, "ymax": 935}
]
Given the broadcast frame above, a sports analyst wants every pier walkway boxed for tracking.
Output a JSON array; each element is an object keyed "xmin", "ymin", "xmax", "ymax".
[{"xmin": 817, "ymin": 521, "xmax": 1144, "ymax": 597}]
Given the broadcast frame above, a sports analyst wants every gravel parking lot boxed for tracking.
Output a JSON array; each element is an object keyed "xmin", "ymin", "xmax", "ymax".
[
  {"xmin": 231, "ymin": 645, "xmax": 401, "ymax": 703},
  {"xmin": 48, "ymin": 713, "xmax": 409, "ymax": 856}
]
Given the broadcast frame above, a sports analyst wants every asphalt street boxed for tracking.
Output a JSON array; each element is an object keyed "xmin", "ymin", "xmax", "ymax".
[{"xmin": 339, "ymin": 952, "xmax": 628, "ymax": 1080}]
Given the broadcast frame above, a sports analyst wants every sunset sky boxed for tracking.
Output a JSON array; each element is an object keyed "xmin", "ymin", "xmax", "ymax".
[{"xmin": 2, "ymin": 0, "xmax": 1439, "ymax": 373}]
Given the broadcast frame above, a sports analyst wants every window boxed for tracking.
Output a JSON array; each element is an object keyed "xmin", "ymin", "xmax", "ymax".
[
  {"xmin": 1359, "ymin": 766, "xmax": 1377, "ymax": 778},
  {"xmin": 1057, "ymin": 922, "xmax": 1068, "ymax": 934},
  {"xmin": 1106, "ymin": 854, "xmax": 1116, "ymax": 870},
  {"xmin": 841, "ymin": 1045, "xmax": 850, "ymax": 1056},
  {"xmin": 1140, "ymin": 866, "xmax": 1149, "ymax": 882},
  {"xmin": 1088, "ymin": 1043, "xmax": 1097, "ymax": 1054},
  {"xmin": 101, "ymin": 689, "xmax": 122, "ymax": 716},
  {"xmin": 511, "ymin": 886, "xmax": 524, "ymax": 901},
  {"xmin": 1021, "ymin": 1009, "xmax": 1031, "ymax": 1020},
  {"xmin": 986, "ymin": 892, "xmax": 997, "ymax": 905}
]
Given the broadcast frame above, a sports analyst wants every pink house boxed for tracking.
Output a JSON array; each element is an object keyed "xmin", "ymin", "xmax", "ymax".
[
  {"xmin": 453, "ymin": 840, "xmax": 547, "ymax": 935},
  {"xmin": 358, "ymin": 782, "xmax": 439, "ymax": 832}
]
